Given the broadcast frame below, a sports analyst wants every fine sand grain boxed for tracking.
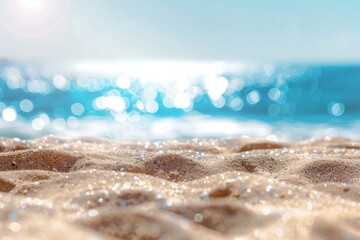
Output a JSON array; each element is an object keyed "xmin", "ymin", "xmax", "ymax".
[{"xmin": 1, "ymin": 136, "xmax": 360, "ymax": 239}]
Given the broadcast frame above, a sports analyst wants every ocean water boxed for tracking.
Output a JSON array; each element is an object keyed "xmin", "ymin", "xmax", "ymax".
[{"xmin": 0, "ymin": 61, "xmax": 359, "ymax": 141}]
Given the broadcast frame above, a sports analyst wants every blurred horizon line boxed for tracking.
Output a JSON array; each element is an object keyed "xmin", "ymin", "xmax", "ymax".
[{"xmin": 2, "ymin": 58, "xmax": 360, "ymax": 66}]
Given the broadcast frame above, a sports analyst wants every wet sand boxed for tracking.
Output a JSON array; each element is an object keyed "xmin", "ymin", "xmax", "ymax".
[{"xmin": 1, "ymin": 136, "xmax": 360, "ymax": 239}]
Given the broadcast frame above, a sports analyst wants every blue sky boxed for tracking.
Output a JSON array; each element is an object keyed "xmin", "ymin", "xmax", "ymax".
[{"xmin": 0, "ymin": 0, "xmax": 360, "ymax": 62}]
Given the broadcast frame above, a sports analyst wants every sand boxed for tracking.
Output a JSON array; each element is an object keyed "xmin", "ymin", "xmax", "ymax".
[{"xmin": 1, "ymin": 136, "xmax": 360, "ymax": 239}]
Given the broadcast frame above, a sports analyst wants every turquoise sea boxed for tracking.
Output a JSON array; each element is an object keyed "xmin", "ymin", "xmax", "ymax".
[{"xmin": 0, "ymin": 61, "xmax": 359, "ymax": 141}]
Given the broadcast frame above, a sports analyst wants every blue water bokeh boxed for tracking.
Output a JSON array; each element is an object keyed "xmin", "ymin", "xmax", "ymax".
[{"xmin": 0, "ymin": 61, "xmax": 359, "ymax": 140}]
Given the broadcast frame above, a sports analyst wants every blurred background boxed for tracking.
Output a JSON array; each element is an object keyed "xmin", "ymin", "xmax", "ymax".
[{"xmin": 0, "ymin": 0, "xmax": 360, "ymax": 141}]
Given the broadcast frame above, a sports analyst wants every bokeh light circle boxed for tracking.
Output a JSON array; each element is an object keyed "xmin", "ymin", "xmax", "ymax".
[{"xmin": 0, "ymin": 0, "xmax": 69, "ymax": 37}]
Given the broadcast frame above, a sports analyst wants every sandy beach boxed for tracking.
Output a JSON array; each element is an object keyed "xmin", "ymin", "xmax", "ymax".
[
  {"xmin": 1, "ymin": 0, "xmax": 359, "ymax": 239},
  {"xmin": 0, "ymin": 136, "xmax": 359, "ymax": 239}
]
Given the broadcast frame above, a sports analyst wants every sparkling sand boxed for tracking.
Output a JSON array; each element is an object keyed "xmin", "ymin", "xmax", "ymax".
[{"xmin": 1, "ymin": 136, "xmax": 360, "ymax": 239}]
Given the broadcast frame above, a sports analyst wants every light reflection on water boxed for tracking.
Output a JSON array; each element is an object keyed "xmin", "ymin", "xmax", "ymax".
[{"xmin": 0, "ymin": 61, "xmax": 359, "ymax": 140}]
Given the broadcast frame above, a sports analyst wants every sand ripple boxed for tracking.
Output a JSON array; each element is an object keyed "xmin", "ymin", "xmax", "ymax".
[{"xmin": 1, "ymin": 136, "xmax": 360, "ymax": 239}]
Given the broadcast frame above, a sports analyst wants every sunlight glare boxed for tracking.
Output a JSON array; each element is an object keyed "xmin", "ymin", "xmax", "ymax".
[
  {"xmin": 19, "ymin": 0, "xmax": 44, "ymax": 11},
  {"xmin": 0, "ymin": 0, "xmax": 69, "ymax": 36}
]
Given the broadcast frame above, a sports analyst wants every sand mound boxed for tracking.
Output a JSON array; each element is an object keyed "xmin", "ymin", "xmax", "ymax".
[{"xmin": 1, "ymin": 136, "xmax": 360, "ymax": 239}]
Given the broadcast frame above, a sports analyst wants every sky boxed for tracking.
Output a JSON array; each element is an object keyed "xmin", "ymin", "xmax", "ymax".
[{"xmin": 0, "ymin": 0, "xmax": 360, "ymax": 62}]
